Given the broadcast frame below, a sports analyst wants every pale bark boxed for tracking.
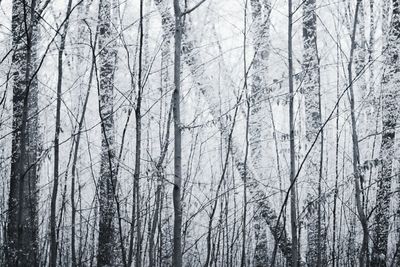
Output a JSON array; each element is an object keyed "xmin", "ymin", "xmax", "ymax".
[
  {"xmin": 372, "ymin": 1, "xmax": 400, "ymax": 265},
  {"xmin": 96, "ymin": 0, "xmax": 118, "ymax": 265},
  {"xmin": 249, "ymin": 1, "xmax": 271, "ymax": 264},
  {"xmin": 288, "ymin": 0, "xmax": 298, "ymax": 266},
  {"xmin": 302, "ymin": 0, "xmax": 327, "ymax": 265},
  {"xmin": 348, "ymin": 1, "xmax": 370, "ymax": 265}
]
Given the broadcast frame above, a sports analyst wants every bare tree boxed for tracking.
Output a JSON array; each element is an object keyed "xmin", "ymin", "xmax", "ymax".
[
  {"xmin": 172, "ymin": 0, "xmax": 183, "ymax": 266},
  {"xmin": 347, "ymin": 0, "xmax": 370, "ymax": 265},
  {"xmin": 288, "ymin": 0, "xmax": 298, "ymax": 265},
  {"xmin": 302, "ymin": 0, "xmax": 326, "ymax": 265},
  {"xmin": 6, "ymin": 0, "xmax": 41, "ymax": 265},
  {"xmin": 49, "ymin": 0, "xmax": 74, "ymax": 265},
  {"xmin": 372, "ymin": 0, "xmax": 400, "ymax": 266},
  {"xmin": 249, "ymin": 1, "xmax": 271, "ymax": 264},
  {"xmin": 96, "ymin": 0, "xmax": 118, "ymax": 265}
]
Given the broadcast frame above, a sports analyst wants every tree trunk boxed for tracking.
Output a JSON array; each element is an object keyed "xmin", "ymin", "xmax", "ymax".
[
  {"xmin": 372, "ymin": 1, "xmax": 400, "ymax": 266},
  {"xmin": 6, "ymin": 0, "xmax": 40, "ymax": 266},
  {"xmin": 241, "ymin": 2, "xmax": 249, "ymax": 266},
  {"xmin": 49, "ymin": 0, "xmax": 73, "ymax": 265},
  {"xmin": 96, "ymin": 0, "xmax": 118, "ymax": 265},
  {"xmin": 249, "ymin": 1, "xmax": 271, "ymax": 264},
  {"xmin": 302, "ymin": 0, "xmax": 327, "ymax": 266},
  {"xmin": 288, "ymin": 0, "xmax": 298, "ymax": 266},
  {"xmin": 133, "ymin": 1, "xmax": 144, "ymax": 266},
  {"xmin": 172, "ymin": 0, "xmax": 183, "ymax": 266},
  {"xmin": 348, "ymin": 1, "xmax": 370, "ymax": 265}
]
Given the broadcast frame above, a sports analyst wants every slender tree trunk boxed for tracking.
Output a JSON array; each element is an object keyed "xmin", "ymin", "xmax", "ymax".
[
  {"xmin": 240, "ymin": 2, "xmax": 249, "ymax": 266},
  {"xmin": 96, "ymin": 0, "xmax": 118, "ymax": 265},
  {"xmin": 348, "ymin": 1, "xmax": 370, "ymax": 265},
  {"xmin": 332, "ymin": 4, "xmax": 341, "ymax": 264},
  {"xmin": 133, "ymin": 1, "xmax": 144, "ymax": 266},
  {"xmin": 172, "ymin": 0, "xmax": 183, "ymax": 266},
  {"xmin": 288, "ymin": 0, "xmax": 298, "ymax": 266},
  {"xmin": 7, "ymin": 0, "xmax": 40, "ymax": 266},
  {"xmin": 302, "ymin": 0, "xmax": 326, "ymax": 265},
  {"xmin": 49, "ymin": 0, "xmax": 73, "ymax": 265}
]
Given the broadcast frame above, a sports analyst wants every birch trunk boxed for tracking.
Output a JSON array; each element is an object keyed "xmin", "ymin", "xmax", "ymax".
[
  {"xmin": 302, "ymin": 0, "xmax": 327, "ymax": 265},
  {"xmin": 249, "ymin": 1, "xmax": 271, "ymax": 264},
  {"xmin": 372, "ymin": 1, "xmax": 400, "ymax": 265},
  {"xmin": 96, "ymin": 0, "xmax": 118, "ymax": 265},
  {"xmin": 348, "ymin": 1, "xmax": 370, "ymax": 265}
]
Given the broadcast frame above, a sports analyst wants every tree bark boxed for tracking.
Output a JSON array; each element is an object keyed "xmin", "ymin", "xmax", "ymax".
[
  {"xmin": 49, "ymin": 0, "xmax": 73, "ymax": 265},
  {"xmin": 172, "ymin": 0, "xmax": 183, "ymax": 266},
  {"xmin": 6, "ymin": 0, "xmax": 41, "ymax": 266},
  {"xmin": 372, "ymin": 1, "xmax": 400, "ymax": 266},
  {"xmin": 348, "ymin": 1, "xmax": 370, "ymax": 265},
  {"xmin": 302, "ymin": 0, "xmax": 327, "ymax": 266},
  {"xmin": 288, "ymin": 0, "xmax": 298, "ymax": 266},
  {"xmin": 96, "ymin": 0, "xmax": 118, "ymax": 265},
  {"xmin": 249, "ymin": 1, "xmax": 271, "ymax": 264}
]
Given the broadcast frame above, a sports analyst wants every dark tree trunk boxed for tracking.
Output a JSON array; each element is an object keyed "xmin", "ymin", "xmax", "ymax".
[
  {"xmin": 172, "ymin": 0, "xmax": 183, "ymax": 266},
  {"xmin": 288, "ymin": 0, "xmax": 298, "ymax": 265},
  {"xmin": 49, "ymin": 0, "xmax": 73, "ymax": 265},
  {"xmin": 6, "ymin": 0, "xmax": 40, "ymax": 266}
]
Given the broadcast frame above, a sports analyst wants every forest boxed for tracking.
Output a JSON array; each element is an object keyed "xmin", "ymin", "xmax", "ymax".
[{"xmin": 0, "ymin": 0, "xmax": 399, "ymax": 266}]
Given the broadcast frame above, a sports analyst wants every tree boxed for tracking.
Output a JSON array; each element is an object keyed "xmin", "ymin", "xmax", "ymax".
[
  {"xmin": 49, "ymin": 0, "xmax": 74, "ymax": 265},
  {"xmin": 372, "ymin": 0, "xmax": 400, "ymax": 265},
  {"xmin": 172, "ymin": 0, "xmax": 183, "ymax": 266},
  {"xmin": 347, "ymin": 0, "xmax": 370, "ymax": 265},
  {"xmin": 96, "ymin": 0, "xmax": 118, "ymax": 265},
  {"xmin": 301, "ymin": 0, "xmax": 327, "ymax": 265},
  {"xmin": 288, "ymin": 0, "xmax": 298, "ymax": 266},
  {"xmin": 249, "ymin": 1, "xmax": 271, "ymax": 264},
  {"xmin": 6, "ymin": 0, "xmax": 41, "ymax": 265}
]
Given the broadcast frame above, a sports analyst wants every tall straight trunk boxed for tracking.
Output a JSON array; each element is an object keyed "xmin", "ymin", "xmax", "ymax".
[
  {"xmin": 332, "ymin": 3, "xmax": 341, "ymax": 264},
  {"xmin": 348, "ymin": 1, "xmax": 369, "ymax": 265},
  {"xmin": 6, "ymin": 0, "xmax": 40, "ymax": 266},
  {"xmin": 96, "ymin": 0, "xmax": 118, "ymax": 265},
  {"xmin": 372, "ymin": 1, "xmax": 400, "ymax": 266},
  {"xmin": 49, "ymin": 0, "xmax": 73, "ymax": 265},
  {"xmin": 288, "ymin": 0, "xmax": 298, "ymax": 266},
  {"xmin": 302, "ymin": 0, "xmax": 326, "ymax": 265},
  {"xmin": 249, "ymin": 1, "xmax": 271, "ymax": 264},
  {"xmin": 172, "ymin": 0, "xmax": 183, "ymax": 266},
  {"xmin": 133, "ymin": 1, "xmax": 144, "ymax": 266},
  {"xmin": 241, "ymin": 2, "xmax": 249, "ymax": 266}
]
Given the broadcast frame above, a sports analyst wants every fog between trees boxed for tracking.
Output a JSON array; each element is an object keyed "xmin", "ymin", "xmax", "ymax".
[{"xmin": 0, "ymin": 0, "xmax": 399, "ymax": 266}]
